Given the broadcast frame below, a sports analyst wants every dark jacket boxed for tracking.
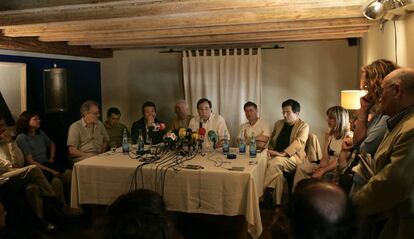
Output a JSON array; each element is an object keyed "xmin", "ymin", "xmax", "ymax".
[{"xmin": 131, "ymin": 117, "xmax": 165, "ymax": 144}]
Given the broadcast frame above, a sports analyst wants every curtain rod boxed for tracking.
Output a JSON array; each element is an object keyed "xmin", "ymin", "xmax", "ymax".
[{"xmin": 159, "ymin": 45, "xmax": 284, "ymax": 53}]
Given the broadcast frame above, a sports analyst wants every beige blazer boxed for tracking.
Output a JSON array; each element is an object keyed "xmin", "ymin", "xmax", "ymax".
[
  {"xmin": 268, "ymin": 119, "xmax": 309, "ymax": 163},
  {"xmin": 305, "ymin": 133, "xmax": 322, "ymax": 163},
  {"xmin": 353, "ymin": 110, "xmax": 414, "ymax": 239}
]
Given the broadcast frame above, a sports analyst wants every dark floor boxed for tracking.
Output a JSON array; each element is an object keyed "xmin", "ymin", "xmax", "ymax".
[{"xmin": 46, "ymin": 206, "xmax": 276, "ymax": 239}]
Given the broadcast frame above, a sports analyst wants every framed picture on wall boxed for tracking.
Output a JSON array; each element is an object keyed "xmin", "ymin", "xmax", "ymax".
[{"xmin": 0, "ymin": 62, "xmax": 27, "ymax": 125}]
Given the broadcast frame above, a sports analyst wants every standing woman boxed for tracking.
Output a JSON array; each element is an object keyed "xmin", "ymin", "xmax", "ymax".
[
  {"xmin": 293, "ymin": 106, "xmax": 353, "ymax": 187},
  {"xmin": 15, "ymin": 111, "xmax": 71, "ymax": 205},
  {"xmin": 348, "ymin": 59, "xmax": 398, "ymax": 193}
]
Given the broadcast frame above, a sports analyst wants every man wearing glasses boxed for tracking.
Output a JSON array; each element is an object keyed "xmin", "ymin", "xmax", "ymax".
[
  {"xmin": 67, "ymin": 100, "xmax": 109, "ymax": 164},
  {"xmin": 352, "ymin": 68, "xmax": 414, "ymax": 239}
]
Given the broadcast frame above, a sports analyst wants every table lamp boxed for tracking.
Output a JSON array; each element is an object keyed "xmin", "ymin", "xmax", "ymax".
[{"xmin": 340, "ymin": 90, "xmax": 367, "ymax": 110}]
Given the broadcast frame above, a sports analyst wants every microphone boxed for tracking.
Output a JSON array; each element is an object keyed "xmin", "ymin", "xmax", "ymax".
[
  {"xmin": 186, "ymin": 128, "xmax": 192, "ymax": 140},
  {"xmin": 163, "ymin": 132, "xmax": 177, "ymax": 150},
  {"xmin": 208, "ymin": 130, "xmax": 217, "ymax": 149},
  {"xmin": 191, "ymin": 132, "xmax": 199, "ymax": 141},
  {"xmin": 163, "ymin": 132, "xmax": 177, "ymax": 143},
  {"xmin": 150, "ymin": 122, "xmax": 166, "ymax": 132},
  {"xmin": 198, "ymin": 128, "xmax": 206, "ymax": 142},
  {"xmin": 178, "ymin": 128, "xmax": 186, "ymax": 138},
  {"xmin": 197, "ymin": 128, "xmax": 206, "ymax": 152}
]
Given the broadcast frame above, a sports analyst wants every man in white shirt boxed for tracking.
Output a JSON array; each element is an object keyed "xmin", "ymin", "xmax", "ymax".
[
  {"xmin": 188, "ymin": 98, "xmax": 229, "ymax": 149},
  {"xmin": 239, "ymin": 101, "xmax": 271, "ymax": 150}
]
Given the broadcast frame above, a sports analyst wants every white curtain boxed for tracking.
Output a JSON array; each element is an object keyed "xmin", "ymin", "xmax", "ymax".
[{"xmin": 182, "ymin": 48, "xmax": 262, "ymax": 145}]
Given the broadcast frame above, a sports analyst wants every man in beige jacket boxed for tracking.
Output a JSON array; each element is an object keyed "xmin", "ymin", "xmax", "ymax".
[
  {"xmin": 263, "ymin": 99, "xmax": 309, "ymax": 207},
  {"xmin": 352, "ymin": 68, "xmax": 414, "ymax": 239}
]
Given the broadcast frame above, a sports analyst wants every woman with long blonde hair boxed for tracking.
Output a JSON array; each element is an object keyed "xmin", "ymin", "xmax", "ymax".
[
  {"xmin": 293, "ymin": 106, "xmax": 353, "ymax": 188},
  {"xmin": 311, "ymin": 106, "xmax": 353, "ymax": 179}
]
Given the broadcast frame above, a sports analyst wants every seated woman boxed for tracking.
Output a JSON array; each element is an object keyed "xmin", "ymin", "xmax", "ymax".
[
  {"xmin": 293, "ymin": 106, "xmax": 353, "ymax": 188},
  {"xmin": 0, "ymin": 114, "xmax": 60, "ymax": 223},
  {"xmin": 15, "ymin": 111, "xmax": 72, "ymax": 207}
]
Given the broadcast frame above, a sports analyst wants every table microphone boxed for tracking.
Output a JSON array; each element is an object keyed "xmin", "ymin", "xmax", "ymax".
[
  {"xmin": 198, "ymin": 128, "xmax": 206, "ymax": 142},
  {"xmin": 178, "ymin": 128, "xmax": 186, "ymax": 138},
  {"xmin": 208, "ymin": 130, "xmax": 217, "ymax": 149},
  {"xmin": 191, "ymin": 132, "xmax": 199, "ymax": 141},
  {"xmin": 163, "ymin": 132, "xmax": 177, "ymax": 145},
  {"xmin": 150, "ymin": 122, "xmax": 166, "ymax": 132}
]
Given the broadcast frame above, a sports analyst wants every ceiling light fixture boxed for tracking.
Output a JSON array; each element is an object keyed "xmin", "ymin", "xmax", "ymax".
[{"xmin": 363, "ymin": 0, "xmax": 414, "ymax": 21}]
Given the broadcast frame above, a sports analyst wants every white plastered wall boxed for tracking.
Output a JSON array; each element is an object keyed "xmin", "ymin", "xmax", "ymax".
[{"xmin": 102, "ymin": 40, "xmax": 359, "ymax": 142}]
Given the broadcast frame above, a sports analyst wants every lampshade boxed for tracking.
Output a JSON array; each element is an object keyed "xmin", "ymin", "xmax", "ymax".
[{"xmin": 341, "ymin": 90, "xmax": 367, "ymax": 110}]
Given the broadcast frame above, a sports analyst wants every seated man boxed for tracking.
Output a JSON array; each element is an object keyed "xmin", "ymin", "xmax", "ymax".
[
  {"xmin": 67, "ymin": 100, "xmax": 109, "ymax": 163},
  {"xmin": 131, "ymin": 101, "xmax": 166, "ymax": 145},
  {"xmin": 170, "ymin": 100, "xmax": 192, "ymax": 130},
  {"xmin": 188, "ymin": 98, "xmax": 229, "ymax": 148},
  {"xmin": 238, "ymin": 101, "xmax": 271, "ymax": 150},
  {"xmin": 104, "ymin": 107, "xmax": 130, "ymax": 148},
  {"xmin": 264, "ymin": 99, "xmax": 309, "ymax": 207}
]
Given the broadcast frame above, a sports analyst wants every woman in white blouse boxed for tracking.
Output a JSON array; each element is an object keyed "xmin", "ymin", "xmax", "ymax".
[
  {"xmin": 293, "ymin": 106, "xmax": 353, "ymax": 188},
  {"xmin": 312, "ymin": 106, "xmax": 353, "ymax": 180}
]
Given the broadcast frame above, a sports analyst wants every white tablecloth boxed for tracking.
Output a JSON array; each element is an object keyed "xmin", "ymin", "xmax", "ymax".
[{"xmin": 71, "ymin": 148, "xmax": 267, "ymax": 238}]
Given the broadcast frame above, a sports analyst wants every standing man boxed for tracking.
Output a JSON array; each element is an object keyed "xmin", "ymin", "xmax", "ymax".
[
  {"xmin": 188, "ymin": 98, "xmax": 229, "ymax": 148},
  {"xmin": 104, "ymin": 107, "xmax": 130, "ymax": 148},
  {"xmin": 352, "ymin": 68, "xmax": 414, "ymax": 239},
  {"xmin": 67, "ymin": 100, "xmax": 109, "ymax": 164},
  {"xmin": 239, "ymin": 101, "xmax": 271, "ymax": 150},
  {"xmin": 131, "ymin": 101, "xmax": 166, "ymax": 145},
  {"xmin": 171, "ymin": 100, "xmax": 192, "ymax": 130},
  {"xmin": 263, "ymin": 99, "xmax": 309, "ymax": 207}
]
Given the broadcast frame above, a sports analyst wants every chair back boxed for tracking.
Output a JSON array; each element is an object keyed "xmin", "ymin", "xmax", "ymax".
[{"xmin": 305, "ymin": 133, "xmax": 322, "ymax": 163}]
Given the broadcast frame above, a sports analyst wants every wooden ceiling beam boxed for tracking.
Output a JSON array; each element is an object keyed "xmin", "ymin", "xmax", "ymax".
[
  {"xmin": 36, "ymin": 18, "xmax": 371, "ymax": 42},
  {"xmin": 91, "ymin": 33, "xmax": 365, "ymax": 49},
  {"xmin": 0, "ymin": 0, "xmax": 366, "ymax": 27},
  {"xmin": 2, "ymin": 5, "xmax": 364, "ymax": 37},
  {"xmin": 0, "ymin": 1, "xmax": 369, "ymax": 51},
  {"xmin": 0, "ymin": 35, "xmax": 112, "ymax": 58},
  {"xmin": 0, "ymin": 0, "xmax": 128, "ymax": 11},
  {"xmin": 68, "ymin": 27, "xmax": 368, "ymax": 47}
]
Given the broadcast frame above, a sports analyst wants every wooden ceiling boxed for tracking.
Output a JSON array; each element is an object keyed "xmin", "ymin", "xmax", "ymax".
[{"xmin": 0, "ymin": 0, "xmax": 372, "ymax": 58}]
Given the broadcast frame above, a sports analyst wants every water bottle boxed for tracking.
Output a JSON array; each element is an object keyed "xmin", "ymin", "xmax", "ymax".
[
  {"xmin": 122, "ymin": 128, "xmax": 129, "ymax": 153},
  {"xmin": 238, "ymin": 130, "xmax": 246, "ymax": 154},
  {"xmin": 222, "ymin": 130, "xmax": 229, "ymax": 155},
  {"xmin": 136, "ymin": 129, "xmax": 145, "ymax": 155},
  {"xmin": 249, "ymin": 132, "xmax": 256, "ymax": 158}
]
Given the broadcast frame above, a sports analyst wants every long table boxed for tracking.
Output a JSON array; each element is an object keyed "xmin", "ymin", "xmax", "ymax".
[{"xmin": 71, "ymin": 148, "xmax": 268, "ymax": 238}]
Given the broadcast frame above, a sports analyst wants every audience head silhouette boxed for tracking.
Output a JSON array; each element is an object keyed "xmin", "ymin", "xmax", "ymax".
[
  {"xmin": 284, "ymin": 179, "xmax": 358, "ymax": 239},
  {"xmin": 103, "ymin": 189, "xmax": 169, "ymax": 239}
]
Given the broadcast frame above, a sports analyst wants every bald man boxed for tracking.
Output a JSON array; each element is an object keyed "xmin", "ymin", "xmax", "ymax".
[
  {"xmin": 352, "ymin": 68, "xmax": 414, "ymax": 239},
  {"xmin": 273, "ymin": 179, "xmax": 358, "ymax": 239},
  {"xmin": 170, "ymin": 100, "xmax": 192, "ymax": 130}
]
